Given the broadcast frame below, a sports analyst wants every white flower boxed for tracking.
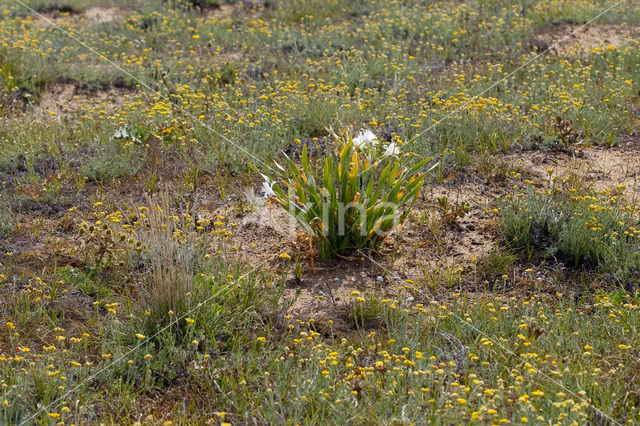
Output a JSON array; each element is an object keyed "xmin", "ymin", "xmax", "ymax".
[
  {"xmin": 383, "ymin": 142, "xmax": 398, "ymax": 157},
  {"xmin": 261, "ymin": 176, "xmax": 276, "ymax": 198},
  {"xmin": 353, "ymin": 129, "xmax": 378, "ymax": 149},
  {"xmin": 112, "ymin": 126, "xmax": 139, "ymax": 143}
]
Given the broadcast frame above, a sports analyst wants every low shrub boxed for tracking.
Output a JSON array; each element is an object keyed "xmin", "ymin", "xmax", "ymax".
[{"xmin": 499, "ymin": 176, "xmax": 640, "ymax": 284}]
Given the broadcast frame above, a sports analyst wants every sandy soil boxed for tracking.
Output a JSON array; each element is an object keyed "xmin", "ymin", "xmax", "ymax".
[{"xmin": 532, "ymin": 22, "xmax": 639, "ymax": 56}]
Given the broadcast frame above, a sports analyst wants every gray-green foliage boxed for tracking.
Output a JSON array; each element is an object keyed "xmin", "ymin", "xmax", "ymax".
[
  {"xmin": 0, "ymin": 195, "xmax": 13, "ymax": 238},
  {"xmin": 500, "ymin": 181, "xmax": 640, "ymax": 283}
]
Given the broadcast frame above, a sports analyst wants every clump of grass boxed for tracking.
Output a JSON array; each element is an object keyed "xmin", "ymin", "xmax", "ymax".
[
  {"xmin": 435, "ymin": 195, "xmax": 469, "ymax": 228},
  {"xmin": 499, "ymin": 176, "xmax": 640, "ymax": 284},
  {"xmin": 348, "ymin": 290, "xmax": 383, "ymax": 329},
  {"xmin": 421, "ymin": 262, "xmax": 463, "ymax": 292},
  {"xmin": 475, "ymin": 247, "xmax": 517, "ymax": 282},
  {"xmin": 132, "ymin": 194, "xmax": 287, "ymax": 343},
  {"xmin": 81, "ymin": 139, "xmax": 142, "ymax": 183},
  {"xmin": 78, "ymin": 203, "xmax": 143, "ymax": 265},
  {"xmin": 58, "ymin": 265, "xmax": 112, "ymax": 299},
  {"xmin": 137, "ymin": 194, "xmax": 201, "ymax": 334}
]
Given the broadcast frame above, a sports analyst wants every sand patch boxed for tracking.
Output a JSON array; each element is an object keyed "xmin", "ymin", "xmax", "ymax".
[
  {"xmin": 83, "ymin": 7, "xmax": 121, "ymax": 24},
  {"xmin": 531, "ymin": 22, "xmax": 639, "ymax": 56},
  {"xmin": 204, "ymin": 4, "xmax": 236, "ymax": 18},
  {"xmin": 34, "ymin": 6, "xmax": 122, "ymax": 28},
  {"xmin": 34, "ymin": 83, "xmax": 135, "ymax": 118},
  {"xmin": 506, "ymin": 142, "xmax": 640, "ymax": 197}
]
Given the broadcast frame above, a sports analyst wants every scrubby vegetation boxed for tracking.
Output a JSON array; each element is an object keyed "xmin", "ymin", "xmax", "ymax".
[
  {"xmin": 1, "ymin": 0, "xmax": 640, "ymax": 424},
  {"xmin": 500, "ymin": 173, "xmax": 640, "ymax": 285}
]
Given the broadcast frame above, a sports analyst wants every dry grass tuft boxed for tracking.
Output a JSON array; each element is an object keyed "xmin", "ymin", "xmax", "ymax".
[{"xmin": 140, "ymin": 193, "xmax": 197, "ymax": 324}]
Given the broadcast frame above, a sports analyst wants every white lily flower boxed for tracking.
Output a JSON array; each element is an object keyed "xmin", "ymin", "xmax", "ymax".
[
  {"xmin": 353, "ymin": 129, "xmax": 378, "ymax": 149},
  {"xmin": 383, "ymin": 142, "xmax": 399, "ymax": 157},
  {"xmin": 261, "ymin": 177, "xmax": 276, "ymax": 198}
]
